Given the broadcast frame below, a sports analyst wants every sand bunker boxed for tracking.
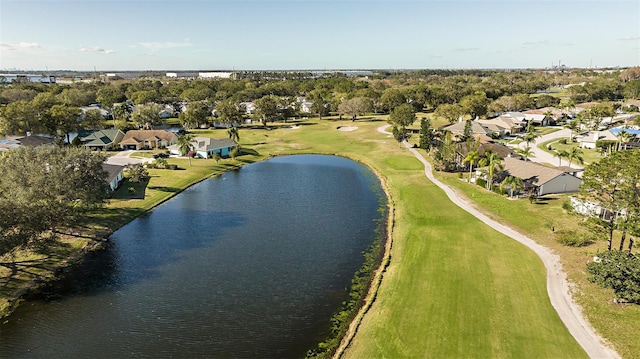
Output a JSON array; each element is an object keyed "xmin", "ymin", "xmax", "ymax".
[{"xmin": 337, "ymin": 126, "xmax": 358, "ymax": 132}]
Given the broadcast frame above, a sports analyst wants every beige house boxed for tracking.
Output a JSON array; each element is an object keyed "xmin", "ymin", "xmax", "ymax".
[
  {"xmin": 502, "ymin": 157, "xmax": 583, "ymax": 196},
  {"xmin": 120, "ymin": 130, "xmax": 178, "ymax": 150}
]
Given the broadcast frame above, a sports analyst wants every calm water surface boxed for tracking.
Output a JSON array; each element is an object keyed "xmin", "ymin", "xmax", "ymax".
[{"xmin": 0, "ymin": 155, "xmax": 386, "ymax": 358}]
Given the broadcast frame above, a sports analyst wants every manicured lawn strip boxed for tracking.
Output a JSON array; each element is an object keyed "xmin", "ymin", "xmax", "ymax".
[
  {"xmin": 435, "ymin": 172, "xmax": 640, "ymax": 358},
  {"xmin": 539, "ymin": 138, "xmax": 603, "ymax": 165},
  {"xmin": 343, "ymin": 169, "xmax": 586, "ymax": 358}
]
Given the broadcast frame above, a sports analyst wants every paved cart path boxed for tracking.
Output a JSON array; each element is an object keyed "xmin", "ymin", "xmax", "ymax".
[{"xmin": 374, "ymin": 124, "xmax": 616, "ymax": 358}]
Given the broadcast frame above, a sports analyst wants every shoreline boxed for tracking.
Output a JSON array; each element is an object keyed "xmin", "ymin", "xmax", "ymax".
[
  {"xmin": 0, "ymin": 151, "xmax": 396, "ymax": 359},
  {"xmin": 0, "ymin": 160, "xmax": 248, "ymax": 320}
]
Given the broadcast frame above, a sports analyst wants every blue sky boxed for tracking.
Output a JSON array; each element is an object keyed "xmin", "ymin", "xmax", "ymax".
[{"xmin": 1, "ymin": 0, "xmax": 639, "ymax": 71}]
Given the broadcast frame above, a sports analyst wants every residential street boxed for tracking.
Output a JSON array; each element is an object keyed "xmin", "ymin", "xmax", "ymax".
[{"xmin": 517, "ymin": 128, "xmax": 584, "ymax": 169}]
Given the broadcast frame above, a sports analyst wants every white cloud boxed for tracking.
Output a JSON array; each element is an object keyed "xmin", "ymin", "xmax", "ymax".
[
  {"xmin": 430, "ymin": 54, "xmax": 443, "ymax": 58},
  {"xmin": 522, "ymin": 40, "xmax": 550, "ymax": 46},
  {"xmin": 618, "ymin": 35, "xmax": 640, "ymax": 41},
  {"xmin": 137, "ymin": 40, "xmax": 192, "ymax": 50},
  {"xmin": 18, "ymin": 42, "xmax": 41, "ymax": 48},
  {"xmin": 1, "ymin": 42, "xmax": 42, "ymax": 51},
  {"xmin": 454, "ymin": 47, "xmax": 479, "ymax": 52},
  {"xmin": 80, "ymin": 46, "xmax": 115, "ymax": 54}
]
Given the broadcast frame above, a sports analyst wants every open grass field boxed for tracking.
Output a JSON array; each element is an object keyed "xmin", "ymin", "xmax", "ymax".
[{"xmin": 2, "ymin": 116, "xmax": 637, "ymax": 357}]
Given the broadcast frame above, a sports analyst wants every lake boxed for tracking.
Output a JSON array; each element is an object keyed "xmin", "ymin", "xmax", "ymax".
[{"xmin": 0, "ymin": 154, "xmax": 386, "ymax": 358}]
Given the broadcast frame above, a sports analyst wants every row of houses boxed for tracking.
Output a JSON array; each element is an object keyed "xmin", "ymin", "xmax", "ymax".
[
  {"xmin": 76, "ymin": 129, "xmax": 237, "ymax": 158},
  {"xmin": 442, "ymin": 111, "xmax": 551, "ymax": 139},
  {"xmin": 576, "ymin": 126, "xmax": 640, "ymax": 149}
]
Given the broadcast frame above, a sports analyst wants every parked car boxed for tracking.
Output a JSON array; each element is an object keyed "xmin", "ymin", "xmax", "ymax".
[{"xmin": 153, "ymin": 153, "xmax": 170, "ymax": 159}]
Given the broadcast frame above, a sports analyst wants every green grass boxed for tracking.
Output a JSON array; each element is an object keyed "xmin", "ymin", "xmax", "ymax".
[
  {"xmin": 343, "ymin": 172, "xmax": 586, "ymax": 358},
  {"xmin": 2, "ymin": 117, "xmax": 636, "ymax": 357},
  {"xmin": 539, "ymin": 138, "xmax": 603, "ymax": 165},
  {"xmin": 433, "ymin": 172, "xmax": 640, "ymax": 358}
]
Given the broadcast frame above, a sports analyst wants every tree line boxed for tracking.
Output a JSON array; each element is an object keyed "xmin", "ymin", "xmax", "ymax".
[
  {"xmin": 2, "ymin": 68, "xmax": 637, "ymax": 139},
  {"xmin": 0, "ymin": 146, "xmax": 109, "ymax": 257}
]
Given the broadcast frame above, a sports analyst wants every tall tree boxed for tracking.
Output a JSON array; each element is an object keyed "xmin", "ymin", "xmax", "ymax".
[
  {"xmin": 418, "ymin": 117, "xmax": 434, "ymax": 151},
  {"xmin": 46, "ymin": 104, "xmax": 82, "ymax": 143},
  {"xmin": 380, "ymin": 88, "xmax": 406, "ymax": 113},
  {"xmin": 479, "ymin": 151, "xmax": 503, "ymax": 190},
  {"xmin": 179, "ymin": 102, "xmax": 209, "ymax": 130},
  {"xmin": 176, "ymin": 133, "xmax": 195, "ymax": 166},
  {"xmin": 460, "ymin": 91, "xmax": 490, "ymax": 119},
  {"xmin": 255, "ymin": 95, "xmax": 280, "ymax": 127},
  {"xmin": 0, "ymin": 146, "xmax": 109, "ymax": 255},
  {"xmin": 567, "ymin": 146, "xmax": 584, "ymax": 167},
  {"xmin": 579, "ymin": 150, "xmax": 634, "ymax": 250},
  {"xmin": 500, "ymin": 175, "xmax": 524, "ymax": 198},
  {"xmin": 388, "ymin": 103, "xmax": 416, "ymax": 141},
  {"xmin": 131, "ymin": 103, "xmax": 163, "ymax": 130},
  {"xmin": 81, "ymin": 108, "xmax": 106, "ymax": 130},
  {"xmin": 215, "ymin": 99, "xmax": 244, "ymax": 125},
  {"xmin": 463, "ymin": 150, "xmax": 480, "ymax": 183},
  {"xmin": 337, "ymin": 97, "xmax": 372, "ymax": 121},
  {"xmin": 227, "ymin": 126, "xmax": 240, "ymax": 143},
  {"xmin": 434, "ymin": 103, "xmax": 464, "ymax": 124}
]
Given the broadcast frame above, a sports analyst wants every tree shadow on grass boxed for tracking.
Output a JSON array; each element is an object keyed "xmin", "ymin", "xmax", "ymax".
[
  {"xmin": 112, "ymin": 178, "xmax": 149, "ymax": 200},
  {"xmin": 534, "ymin": 196, "xmax": 558, "ymax": 205}
]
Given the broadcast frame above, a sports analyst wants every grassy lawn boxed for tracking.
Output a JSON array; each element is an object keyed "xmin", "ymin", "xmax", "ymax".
[
  {"xmin": 429, "ymin": 172, "xmax": 640, "ymax": 358},
  {"xmin": 2, "ymin": 117, "xmax": 637, "ymax": 357},
  {"xmin": 539, "ymin": 138, "xmax": 603, "ymax": 165}
]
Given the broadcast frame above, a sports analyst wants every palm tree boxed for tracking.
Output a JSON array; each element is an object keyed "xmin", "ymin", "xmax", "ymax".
[
  {"xmin": 500, "ymin": 175, "xmax": 524, "ymax": 198},
  {"xmin": 522, "ymin": 121, "xmax": 540, "ymax": 147},
  {"xmin": 177, "ymin": 133, "xmax": 195, "ymax": 166},
  {"xmin": 617, "ymin": 129, "xmax": 634, "ymax": 151},
  {"xmin": 516, "ymin": 146, "xmax": 533, "ymax": 161},
  {"xmin": 567, "ymin": 147, "xmax": 584, "ymax": 167},
  {"xmin": 227, "ymin": 126, "xmax": 240, "ymax": 143},
  {"xmin": 463, "ymin": 150, "xmax": 480, "ymax": 183},
  {"xmin": 554, "ymin": 149, "xmax": 569, "ymax": 167},
  {"xmin": 479, "ymin": 151, "xmax": 503, "ymax": 191}
]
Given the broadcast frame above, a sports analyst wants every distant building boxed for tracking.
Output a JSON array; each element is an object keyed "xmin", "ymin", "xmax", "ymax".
[
  {"xmin": 0, "ymin": 73, "xmax": 56, "ymax": 84},
  {"xmin": 105, "ymin": 72, "xmax": 141, "ymax": 80},
  {"xmin": 199, "ymin": 72, "xmax": 232, "ymax": 79},
  {"xmin": 166, "ymin": 72, "xmax": 198, "ymax": 78}
]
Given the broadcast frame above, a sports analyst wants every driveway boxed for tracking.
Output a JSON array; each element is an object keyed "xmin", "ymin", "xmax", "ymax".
[
  {"xmin": 517, "ymin": 128, "xmax": 584, "ymax": 169},
  {"xmin": 105, "ymin": 150, "xmax": 154, "ymax": 166}
]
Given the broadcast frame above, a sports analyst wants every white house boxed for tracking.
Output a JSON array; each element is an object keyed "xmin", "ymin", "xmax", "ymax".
[
  {"xmin": 576, "ymin": 130, "xmax": 618, "ymax": 149},
  {"xmin": 168, "ymin": 136, "xmax": 238, "ymax": 158},
  {"xmin": 102, "ymin": 163, "xmax": 125, "ymax": 191}
]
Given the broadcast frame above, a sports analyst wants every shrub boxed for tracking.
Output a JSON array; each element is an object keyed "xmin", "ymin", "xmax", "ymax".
[
  {"xmin": 587, "ymin": 250, "xmax": 640, "ymax": 303},
  {"xmin": 559, "ymin": 138, "xmax": 567, "ymax": 144},
  {"xmin": 554, "ymin": 230, "xmax": 593, "ymax": 247},
  {"xmin": 166, "ymin": 164, "xmax": 178, "ymax": 170},
  {"xmin": 476, "ymin": 178, "xmax": 487, "ymax": 188}
]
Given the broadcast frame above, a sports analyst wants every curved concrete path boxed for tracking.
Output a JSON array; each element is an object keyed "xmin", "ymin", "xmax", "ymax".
[
  {"xmin": 517, "ymin": 128, "xmax": 585, "ymax": 169},
  {"xmin": 377, "ymin": 125, "xmax": 617, "ymax": 358}
]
